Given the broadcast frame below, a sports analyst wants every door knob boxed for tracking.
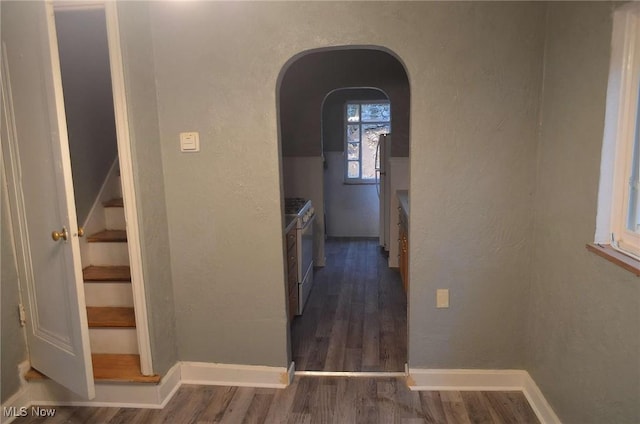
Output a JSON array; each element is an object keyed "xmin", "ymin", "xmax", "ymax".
[
  {"xmin": 51, "ymin": 227, "xmax": 68, "ymax": 242},
  {"xmin": 77, "ymin": 227, "xmax": 84, "ymax": 237}
]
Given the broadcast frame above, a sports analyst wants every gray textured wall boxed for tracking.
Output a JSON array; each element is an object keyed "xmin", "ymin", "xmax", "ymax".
[
  {"xmin": 55, "ymin": 9, "xmax": 118, "ymax": 225},
  {"xmin": 116, "ymin": 2, "xmax": 178, "ymax": 376},
  {"xmin": 1, "ymin": 168, "xmax": 28, "ymax": 403},
  {"xmin": 406, "ymin": 3, "xmax": 546, "ymax": 369},
  {"xmin": 528, "ymin": 3, "xmax": 640, "ymax": 423},
  {"xmin": 281, "ymin": 49, "xmax": 410, "ymax": 157},
  {"xmin": 147, "ymin": 1, "xmax": 546, "ymax": 368}
]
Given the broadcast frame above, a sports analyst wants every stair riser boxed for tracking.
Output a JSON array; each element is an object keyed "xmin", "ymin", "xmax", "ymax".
[
  {"xmin": 88, "ymin": 243, "xmax": 130, "ymax": 266},
  {"xmin": 105, "ymin": 207, "xmax": 126, "ymax": 230},
  {"xmin": 89, "ymin": 328, "xmax": 139, "ymax": 354},
  {"xmin": 85, "ymin": 283, "xmax": 134, "ymax": 307}
]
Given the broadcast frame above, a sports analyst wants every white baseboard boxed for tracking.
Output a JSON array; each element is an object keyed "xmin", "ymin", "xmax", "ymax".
[
  {"xmin": 1, "ymin": 360, "xmax": 291, "ymax": 413},
  {"xmin": 407, "ymin": 368, "xmax": 527, "ymax": 391},
  {"xmin": 3, "ymin": 363, "xmax": 559, "ymax": 423},
  {"xmin": 522, "ymin": 373, "xmax": 562, "ymax": 424},
  {"xmin": 180, "ymin": 361, "xmax": 291, "ymax": 389},
  {"xmin": 27, "ymin": 361, "xmax": 181, "ymax": 409},
  {"xmin": 407, "ymin": 368, "xmax": 561, "ymax": 424}
]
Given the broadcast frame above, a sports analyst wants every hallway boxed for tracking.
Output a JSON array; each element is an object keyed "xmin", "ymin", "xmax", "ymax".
[{"xmin": 291, "ymin": 238, "xmax": 407, "ymax": 372}]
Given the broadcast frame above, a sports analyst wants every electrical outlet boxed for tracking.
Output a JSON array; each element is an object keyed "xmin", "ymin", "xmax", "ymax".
[{"xmin": 436, "ymin": 289, "xmax": 449, "ymax": 308}]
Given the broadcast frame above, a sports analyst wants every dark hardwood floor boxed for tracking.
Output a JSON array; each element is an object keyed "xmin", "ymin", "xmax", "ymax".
[
  {"xmin": 16, "ymin": 377, "xmax": 540, "ymax": 423},
  {"xmin": 292, "ymin": 238, "xmax": 407, "ymax": 372}
]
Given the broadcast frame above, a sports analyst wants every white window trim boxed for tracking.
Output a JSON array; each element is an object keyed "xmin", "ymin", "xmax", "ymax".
[
  {"xmin": 344, "ymin": 100, "xmax": 390, "ymax": 184},
  {"xmin": 596, "ymin": 2, "xmax": 640, "ymax": 259}
]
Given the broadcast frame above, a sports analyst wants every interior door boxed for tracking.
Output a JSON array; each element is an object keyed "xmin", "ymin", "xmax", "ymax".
[{"xmin": 1, "ymin": 1, "xmax": 95, "ymax": 399}]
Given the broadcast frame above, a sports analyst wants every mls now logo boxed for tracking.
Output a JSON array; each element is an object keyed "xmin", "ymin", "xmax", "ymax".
[
  {"xmin": 3, "ymin": 406, "xmax": 56, "ymax": 418},
  {"xmin": 3, "ymin": 407, "xmax": 27, "ymax": 417},
  {"xmin": 31, "ymin": 407, "xmax": 56, "ymax": 417}
]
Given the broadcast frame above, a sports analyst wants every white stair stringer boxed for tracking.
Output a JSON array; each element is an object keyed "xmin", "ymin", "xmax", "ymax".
[
  {"xmin": 89, "ymin": 328, "xmax": 139, "ymax": 354},
  {"xmin": 85, "ymin": 283, "xmax": 134, "ymax": 307},
  {"xmin": 80, "ymin": 159, "xmax": 121, "ymax": 266},
  {"xmin": 115, "ymin": 175, "xmax": 122, "ymax": 198}
]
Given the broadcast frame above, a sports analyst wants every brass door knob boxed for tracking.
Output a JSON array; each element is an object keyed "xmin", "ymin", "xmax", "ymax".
[
  {"xmin": 77, "ymin": 227, "xmax": 84, "ymax": 237},
  {"xmin": 51, "ymin": 227, "xmax": 68, "ymax": 242}
]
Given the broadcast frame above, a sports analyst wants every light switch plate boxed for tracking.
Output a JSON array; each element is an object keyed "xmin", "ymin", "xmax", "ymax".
[
  {"xmin": 436, "ymin": 289, "xmax": 449, "ymax": 308},
  {"xmin": 180, "ymin": 132, "xmax": 200, "ymax": 152}
]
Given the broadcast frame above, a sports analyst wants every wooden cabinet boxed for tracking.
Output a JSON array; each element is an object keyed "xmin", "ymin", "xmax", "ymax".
[
  {"xmin": 398, "ymin": 206, "xmax": 408, "ymax": 293},
  {"xmin": 286, "ymin": 226, "xmax": 298, "ymax": 322}
]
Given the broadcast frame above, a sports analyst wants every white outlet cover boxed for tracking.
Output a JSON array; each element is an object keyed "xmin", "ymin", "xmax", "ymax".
[
  {"xmin": 436, "ymin": 289, "xmax": 449, "ymax": 308},
  {"xmin": 180, "ymin": 132, "xmax": 200, "ymax": 152}
]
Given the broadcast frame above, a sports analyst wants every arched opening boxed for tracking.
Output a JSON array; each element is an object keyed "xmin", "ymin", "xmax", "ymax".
[{"xmin": 278, "ymin": 46, "xmax": 410, "ymax": 373}]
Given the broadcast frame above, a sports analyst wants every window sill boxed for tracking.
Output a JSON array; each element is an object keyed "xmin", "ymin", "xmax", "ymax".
[
  {"xmin": 343, "ymin": 180, "xmax": 377, "ymax": 186},
  {"xmin": 585, "ymin": 243, "xmax": 640, "ymax": 276}
]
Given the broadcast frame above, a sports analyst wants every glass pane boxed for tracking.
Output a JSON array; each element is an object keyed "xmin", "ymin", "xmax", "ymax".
[
  {"xmin": 347, "ymin": 161, "xmax": 360, "ymax": 178},
  {"xmin": 347, "ymin": 104, "xmax": 360, "ymax": 122},
  {"xmin": 627, "ymin": 115, "xmax": 639, "ymax": 233},
  {"xmin": 361, "ymin": 103, "xmax": 391, "ymax": 122},
  {"xmin": 347, "ymin": 142, "xmax": 359, "ymax": 160},
  {"xmin": 347, "ymin": 125, "xmax": 360, "ymax": 143},
  {"xmin": 361, "ymin": 123, "xmax": 391, "ymax": 179}
]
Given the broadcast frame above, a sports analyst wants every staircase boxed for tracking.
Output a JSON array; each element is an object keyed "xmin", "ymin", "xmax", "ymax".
[
  {"xmin": 80, "ymin": 195, "xmax": 157, "ymax": 382},
  {"xmin": 26, "ymin": 167, "xmax": 159, "ymax": 384}
]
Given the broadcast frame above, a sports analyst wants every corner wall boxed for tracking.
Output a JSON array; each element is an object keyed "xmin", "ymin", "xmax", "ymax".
[
  {"xmin": 147, "ymin": 1, "xmax": 546, "ymax": 369},
  {"xmin": 528, "ymin": 3, "xmax": 640, "ymax": 423},
  {"xmin": 116, "ymin": 2, "xmax": 178, "ymax": 376}
]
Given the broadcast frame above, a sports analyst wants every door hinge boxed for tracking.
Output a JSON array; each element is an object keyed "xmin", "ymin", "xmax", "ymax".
[{"xmin": 18, "ymin": 304, "xmax": 26, "ymax": 327}]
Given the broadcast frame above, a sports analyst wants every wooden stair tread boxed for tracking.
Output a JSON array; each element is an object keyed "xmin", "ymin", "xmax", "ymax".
[
  {"xmin": 103, "ymin": 198, "xmax": 124, "ymax": 208},
  {"xmin": 92, "ymin": 354, "xmax": 160, "ymax": 383},
  {"xmin": 83, "ymin": 265, "xmax": 131, "ymax": 282},
  {"xmin": 87, "ymin": 230, "xmax": 127, "ymax": 243},
  {"xmin": 87, "ymin": 306, "xmax": 136, "ymax": 328},
  {"xmin": 25, "ymin": 354, "xmax": 161, "ymax": 384}
]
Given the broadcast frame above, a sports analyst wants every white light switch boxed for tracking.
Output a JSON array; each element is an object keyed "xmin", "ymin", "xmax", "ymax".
[
  {"xmin": 436, "ymin": 289, "xmax": 449, "ymax": 308},
  {"xmin": 180, "ymin": 132, "xmax": 200, "ymax": 152}
]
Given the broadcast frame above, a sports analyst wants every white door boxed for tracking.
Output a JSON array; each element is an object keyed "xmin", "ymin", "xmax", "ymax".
[{"xmin": 1, "ymin": 1, "xmax": 95, "ymax": 399}]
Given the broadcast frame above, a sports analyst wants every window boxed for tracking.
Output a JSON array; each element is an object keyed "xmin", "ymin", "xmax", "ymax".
[
  {"xmin": 345, "ymin": 102, "xmax": 390, "ymax": 182},
  {"xmin": 594, "ymin": 3, "xmax": 640, "ymax": 266}
]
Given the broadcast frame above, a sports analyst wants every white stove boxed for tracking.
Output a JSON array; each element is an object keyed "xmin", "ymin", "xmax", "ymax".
[{"xmin": 284, "ymin": 198, "xmax": 315, "ymax": 315}]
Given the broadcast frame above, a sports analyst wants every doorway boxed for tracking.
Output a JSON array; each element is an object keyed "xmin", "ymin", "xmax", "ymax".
[
  {"xmin": 278, "ymin": 47, "xmax": 410, "ymax": 373},
  {"xmin": 1, "ymin": 1, "xmax": 152, "ymax": 397},
  {"xmin": 53, "ymin": 3, "xmax": 154, "ymax": 379},
  {"xmin": 53, "ymin": 4, "xmax": 147, "ymax": 377}
]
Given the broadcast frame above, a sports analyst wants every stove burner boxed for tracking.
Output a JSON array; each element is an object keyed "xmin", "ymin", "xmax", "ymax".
[{"xmin": 284, "ymin": 197, "xmax": 308, "ymax": 215}]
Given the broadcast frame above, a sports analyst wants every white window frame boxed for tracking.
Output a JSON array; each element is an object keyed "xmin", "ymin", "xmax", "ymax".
[
  {"xmin": 596, "ymin": 2, "xmax": 640, "ymax": 259},
  {"xmin": 344, "ymin": 100, "xmax": 391, "ymax": 184}
]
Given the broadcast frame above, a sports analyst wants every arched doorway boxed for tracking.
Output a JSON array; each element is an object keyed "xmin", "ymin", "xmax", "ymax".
[{"xmin": 277, "ymin": 46, "xmax": 410, "ymax": 373}]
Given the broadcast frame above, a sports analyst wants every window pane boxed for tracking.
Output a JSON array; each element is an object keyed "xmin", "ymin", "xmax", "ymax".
[
  {"xmin": 347, "ymin": 161, "xmax": 360, "ymax": 178},
  {"xmin": 347, "ymin": 142, "xmax": 359, "ymax": 160},
  {"xmin": 347, "ymin": 104, "xmax": 360, "ymax": 122},
  {"xmin": 347, "ymin": 125, "xmax": 360, "ymax": 143},
  {"xmin": 361, "ymin": 123, "xmax": 391, "ymax": 179},
  {"xmin": 627, "ymin": 116, "xmax": 640, "ymax": 233},
  {"xmin": 361, "ymin": 103, "xmax": 391, "ymax": 122}
]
